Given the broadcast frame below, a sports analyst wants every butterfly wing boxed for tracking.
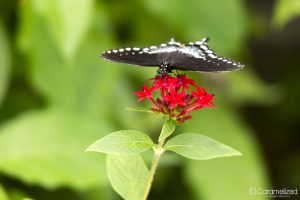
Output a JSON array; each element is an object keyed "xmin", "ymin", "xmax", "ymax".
[
  {"xmin": 101, "ymin": 39, "xmax": 184, "ymax": 67},
  {"xmin": 101, "ymin": 38, "xmax": 244, "ymax": 72},
  {"xmin": 169, "ymin": 42, "xmax": 244, "ymax": 72},
  {"xmin": 101, "ymin": 46, "xmax": 164, "ymax": 67}
]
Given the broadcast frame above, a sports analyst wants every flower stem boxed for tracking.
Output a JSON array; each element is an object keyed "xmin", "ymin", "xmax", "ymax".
[{"xmin": 141, "ymin": 140, "xmax": 165, "ymax": 200}]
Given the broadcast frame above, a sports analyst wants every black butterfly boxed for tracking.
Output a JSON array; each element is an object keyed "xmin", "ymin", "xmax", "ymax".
[{"xmin": 101, "ymin": 38, "xmax": 244, "ymax": 74}]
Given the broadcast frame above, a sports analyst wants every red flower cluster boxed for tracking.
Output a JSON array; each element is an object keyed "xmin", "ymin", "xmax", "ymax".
[{"xmin": 133, "ymin": 74, "xmax": 215, "ymax": 123}]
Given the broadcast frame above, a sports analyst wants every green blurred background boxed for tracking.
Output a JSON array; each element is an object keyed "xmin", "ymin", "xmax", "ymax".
[{"xmin": 0, "ymin": 0, "xmax": 299, "ymax": 199}]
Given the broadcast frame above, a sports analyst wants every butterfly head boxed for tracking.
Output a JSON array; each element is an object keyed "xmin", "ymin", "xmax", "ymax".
[{"xmin": 158, "ymin": 61, "xmax": 172, "ymax": 74}]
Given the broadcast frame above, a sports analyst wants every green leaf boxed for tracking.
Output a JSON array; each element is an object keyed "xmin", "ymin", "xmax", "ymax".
[
  {"xmin": 273, "ymin": 0, "xmax": 300, "ymax": 27},
  {"xmin": 0, "ymin": 22, "xmax": 11, "ymax": 107},
  {"xmin": 0, "ymin": 109, "xmax": 111, "ymax": 189},
  {"xmin": 17, "ymin": 1, "xmax": 117, "ymax": 113},
  {"xmin": 181, "ymin": 107, "xmax": 270, "ymax": 200},
  {"xmin": 165, "ymin": 133, "xmax": 241, "ymax": 160},
  {"xmin": 30, "ymin": 0, "xmax": 94, "ymax": 60},
  {"xmin": 158, "ymin": 119, "xmax": 176, "ymax": 142},
  {"xmin": 9, "ymin": 0, "xmax": 116, "ymax": 191},
  {"xmin": 0, "ymin": 184, "xmax": 9, "ymax": 200},
  {"xmin": 86, "ymin": 130, "xmax": 154, "ymax": 154},
  {"xmin": 107, "ymin": 154, "xmax": 149, "ymax": 200},
  {"xmin": 126, "ymin": 107, "xmax": 155, "ymax": 114}
]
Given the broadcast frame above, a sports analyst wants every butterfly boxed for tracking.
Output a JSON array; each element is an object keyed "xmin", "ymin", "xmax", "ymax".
[{"xmin": 101, "ymin": 38, "xmax": 244, "ymax": 74}]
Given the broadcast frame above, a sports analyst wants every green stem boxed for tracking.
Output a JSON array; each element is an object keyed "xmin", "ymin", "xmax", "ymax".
[{"xmin": 141, "ymin": 140, "xmax": 165, "ymax": 200}]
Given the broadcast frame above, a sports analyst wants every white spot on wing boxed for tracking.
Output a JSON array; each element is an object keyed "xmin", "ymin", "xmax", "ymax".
[
  {"xmin": 113, "ymin": 50, "xmax": 118, "ymax": 53},
  {"xmin": 119, "ymin": 49, "xmax": 124, "ymax": 52},
  {"xmin": 168, "ymin": 38, "xmax": 181, "ymax": 46},
  {"xmin": 170, "ymin": 38, "xmax": 175, "ymax": 42},
  {"xmin": 126, "ymin": 48, "xmax": 131, "ymax": 51},
  {"xmin": 133, "ymin": 47, "xmax": 140, "ymax": 51},
  {"xmin": 200, "ymin": 45, "xmax": 208, "ymax": 50},
  {"xmin": 178, "ymin": 46, "xmax": 205, "ymax": 59},
  {"xmin": 150, "ymin": 46, "xmax": 158, "ymax": 50},
  {"xmin": 208, "ymin": 54, "xmax": 217, "ymax": 58},
  {"xmin": 148, "ymin": 46, "xmax": 178, "ymax": 54}
]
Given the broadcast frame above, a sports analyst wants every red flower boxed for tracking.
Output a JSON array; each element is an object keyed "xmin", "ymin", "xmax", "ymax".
[
  {"xmin": 176, "ymin": 74, "xmax": 196, "ymax": 89},
  {"xmin": 153, "ymin": 75, "xmax": 177, "ymax": 90},
  {"xmin": 163, "ymin": 90, "xmax": 187, "ymax": 108},
  {"xmin": 133, "ymin": 73, "xmax": 215, "ymax": 123},
  {"xmin": 192, "ymin": 86, "xmax": 216, "ymax": 108},
  {"xmin": 133, "ymin": 84, "xmax": 154, "ymax": 102}
]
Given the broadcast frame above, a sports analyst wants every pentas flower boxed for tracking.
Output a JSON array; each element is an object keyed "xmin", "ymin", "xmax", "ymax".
[
  {"xmin": 133, "ymin": 73, "xmax": 216, "ymax": 123},
  {"xmin": 134, "ymin": 84, "xmax": 153, "ymax": 102}
]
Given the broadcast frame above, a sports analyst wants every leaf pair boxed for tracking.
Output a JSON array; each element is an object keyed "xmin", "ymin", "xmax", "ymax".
[{"xmin": 86, "ymin": 130, "xmax": 241, "ymax": 160}]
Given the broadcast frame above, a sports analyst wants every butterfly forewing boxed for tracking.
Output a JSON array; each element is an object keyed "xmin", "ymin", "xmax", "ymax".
[
  {"xmin": 169, "ymin": 44, "xmax": 243, "ymax": 72},
  {"xmin": 101, "ymin": 47, "xmax": 159, "ymax": 66}
]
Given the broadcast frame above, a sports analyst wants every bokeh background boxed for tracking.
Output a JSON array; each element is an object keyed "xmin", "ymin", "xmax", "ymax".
[{"xmin": 0, "ymin": 0, "xmax": 300, "ymax": 200}]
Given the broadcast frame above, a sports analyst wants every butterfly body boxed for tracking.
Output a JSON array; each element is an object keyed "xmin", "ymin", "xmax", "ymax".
[{"xmin": 101, "ymin": 38, "xmax": 244, "ymax": 74}]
